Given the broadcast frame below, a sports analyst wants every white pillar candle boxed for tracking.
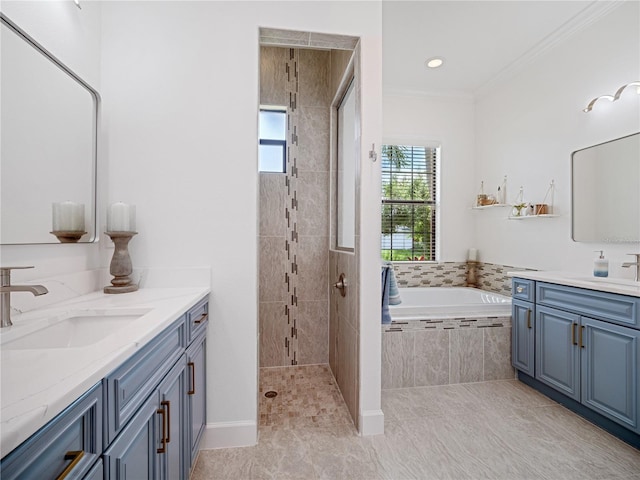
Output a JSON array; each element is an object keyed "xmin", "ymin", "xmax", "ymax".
[
  {"xmin": 468, "ymin": 248, "xmax": 478, "ymax": 261},
  {"xmin": 52, "ymin": 202, "xmax": 85, "ymax": 232},
  {"xmin": 107, "ymin": 202, "xmax": 136, "ymax": 232}
]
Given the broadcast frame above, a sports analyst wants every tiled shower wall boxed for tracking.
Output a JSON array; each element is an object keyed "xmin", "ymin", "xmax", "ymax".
[
  {"xmin": 259, "ymin": 46, "xmax": 331, "ymax": 367},
  {"xmin": 392, "ymin": 261, "xmax": 535, "ymax": 295}
]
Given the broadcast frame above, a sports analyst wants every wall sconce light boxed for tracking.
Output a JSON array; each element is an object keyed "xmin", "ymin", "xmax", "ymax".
[{"xmin": 583, "ymin": 81, "xmax": 640, "ymax": 112}]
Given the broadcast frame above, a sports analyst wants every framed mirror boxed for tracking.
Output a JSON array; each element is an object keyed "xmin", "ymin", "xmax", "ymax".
[
  {"xmin": 1, "ymin": 14, "xmax": 99, "ymax": 244},
  {"xmin": 572, "ymin": 132, "xmax": 640, "ymax": 243}
]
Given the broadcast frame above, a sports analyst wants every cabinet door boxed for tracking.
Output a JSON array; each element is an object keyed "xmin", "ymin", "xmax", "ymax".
[
  {"xmin": 536, "ymin": 305, "xmax": 580, "ymax": 401},
  {"xmin": 512, "ymin": 299, "xmax": 535, "ymax": 376},
  {"xmin": 581, "ymin": 317, "xmax": 639, "ymax": 434},
  {"xmin": 158, "ymin": 355, "xmax": 188, "ymax": 480},
  {"xmin": 187, "ymin": 332, "xmax": 207, "ymax": 469},
  {"xmin": 104, "ymin": 391, "xmax": 160, "ymax": 480}
]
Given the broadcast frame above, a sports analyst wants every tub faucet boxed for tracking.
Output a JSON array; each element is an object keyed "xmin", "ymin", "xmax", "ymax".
[
  {"xmin": 621, "ymin": 253, "xmax": 640, "ymax": 282},
  {"xmin": 0, "ymin": 266, "xmax": 48, "ymax": 328}
]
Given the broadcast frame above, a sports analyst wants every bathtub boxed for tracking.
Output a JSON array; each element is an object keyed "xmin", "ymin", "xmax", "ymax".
[
  {"xmin": 383, "ymin": 287, "xmax": 515, "ymax": 388},
  {"xmin": 389, "ymin": 287, "xmax": 511, "ymax": 322}
]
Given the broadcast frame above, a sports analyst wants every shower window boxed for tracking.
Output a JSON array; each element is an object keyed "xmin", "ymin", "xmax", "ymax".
[
  {"xmin": 259, "ymin": 108, "xmax": 286, "ymax": 172},
  {"xmin": 381, "ymin": 144, "xmax": 438, "ymax": 262}
]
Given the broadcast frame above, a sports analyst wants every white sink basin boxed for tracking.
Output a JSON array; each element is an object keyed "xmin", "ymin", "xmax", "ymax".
[{"xmin": 3, "ymin": 310, "xmax": 150, "ymax": 350}]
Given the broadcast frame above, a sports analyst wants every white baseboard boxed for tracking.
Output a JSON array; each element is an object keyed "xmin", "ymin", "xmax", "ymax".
[
  {"xmin": 359, "ymin": 409, "xmax": 385, "ymax": 436},
  {"xmin": 199, "ymin": 421, "xmax": 257, "ymax": 449}
]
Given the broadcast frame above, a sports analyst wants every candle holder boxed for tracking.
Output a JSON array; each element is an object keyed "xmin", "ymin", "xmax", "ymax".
[
  {"xmin": 50, "ymin": 230, "xmax": 87, "ymax": 243},
  {"xmin": 104, "ymin": 231, "xmax": 138, "ymax": 294},
  {"xmin": 466, "ymin": 260, "xmax": 478, "ymax": 288}
]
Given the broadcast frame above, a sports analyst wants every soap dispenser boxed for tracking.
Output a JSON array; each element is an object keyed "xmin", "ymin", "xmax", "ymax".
[{"xmin": 593, "ymin": 250, "xmax": 609, "ymax": 278}]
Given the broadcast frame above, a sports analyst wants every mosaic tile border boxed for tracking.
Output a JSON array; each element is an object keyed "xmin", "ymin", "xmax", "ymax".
[
  {"xmin": 284, "ymin": 48, "xmax": 300, "ymax": 365},
  {"xmin": 384, "ymin": 315, "xmax": 511, "ymax": 332},
  {"xmin": 391, "ymin": 261, "xmax": 536, "ymax": 294}
]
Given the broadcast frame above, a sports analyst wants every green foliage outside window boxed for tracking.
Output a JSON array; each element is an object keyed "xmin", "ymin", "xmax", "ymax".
[{"xmin": 381, "ymin": 145, "xmax": 436, "ymax": 262}]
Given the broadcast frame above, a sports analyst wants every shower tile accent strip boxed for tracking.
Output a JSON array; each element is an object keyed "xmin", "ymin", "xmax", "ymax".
[{"xmin": 285, "ymin": 48, "xmax": 300, "ymax": 365}]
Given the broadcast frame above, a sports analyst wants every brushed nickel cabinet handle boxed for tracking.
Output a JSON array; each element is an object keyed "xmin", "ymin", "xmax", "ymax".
[
  {"xmin": 188, "ymin": 361, "xmax": 196, "ymax": 395},
  {"xmin": 516, "ymin": 286, "xmax": 524, "ymax": 293},
  {"xmin": 55, "ymin": 451, "xmax": 84, "ymax": 480}
]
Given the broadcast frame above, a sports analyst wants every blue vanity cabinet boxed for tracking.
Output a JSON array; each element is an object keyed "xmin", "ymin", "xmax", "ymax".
[
  {"xmin": 513, "ymin": 278, "xmax": 640, "ymax": 443},
  {"xmin": 0, "ymin": 297, "xmax": 209, "ymax": 480},
  {"xmin": 187, "ymin": 329, "xmax": 207, "ymax": 470},
  {"xmin": 512, "ymin": 298, "xmax": 535, "ymax": 376},
  {"xmin": 581, "ymin": 317, "xmax": 639, "ymax": 434}
]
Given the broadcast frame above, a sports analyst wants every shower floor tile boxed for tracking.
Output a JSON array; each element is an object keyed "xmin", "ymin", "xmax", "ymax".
[{"xmin": 259, "ymin": 364, "xmax": 353, "ymax": 429}]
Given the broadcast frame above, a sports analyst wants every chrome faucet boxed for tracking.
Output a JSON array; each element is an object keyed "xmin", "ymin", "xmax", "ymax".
[
  {"xmin": 0, "ymin": 266, "xmax": 48, "ymax": 328},
  {"xmin": 621, "ymin": 253, "xmax": 640, "ymax": 282}
]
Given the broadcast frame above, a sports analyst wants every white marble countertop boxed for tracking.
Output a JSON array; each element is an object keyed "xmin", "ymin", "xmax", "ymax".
[
  {"xmin": 0, "ymin": 287, "xmax": 210, "ymax": 457},
  {"xmin": 507, "ymin": 271, "xmax": 640, "ymax": 298}
]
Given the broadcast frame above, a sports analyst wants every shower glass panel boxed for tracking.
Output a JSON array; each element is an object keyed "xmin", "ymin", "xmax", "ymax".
[{"xmin": 337, "ymin": 79, "xmax": 356, "ymax": 249}]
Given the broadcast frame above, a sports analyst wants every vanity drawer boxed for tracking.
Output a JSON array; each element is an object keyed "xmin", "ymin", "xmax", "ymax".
[
  {"xmin": 512, "ymin": 278, "xmax": 535, "ymax": 302},
  {"xmin": 188, "ymin": 298, "xmax": 209, "ymax": 343},
  {"xmin": 537, "ymin": 282, "xmax": 640, "ymax": 329},
  {"xmin": 1, "ymin": 382, "xmax": 102, "ymax": 480},
  {"xmin": 105, "ymin": 315, "xmax": 186, "ymax": 445}
]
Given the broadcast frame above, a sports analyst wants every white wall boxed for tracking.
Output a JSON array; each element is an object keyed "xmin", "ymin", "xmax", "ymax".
[
  {"xmin": 382, "ymin": 94, "xmax": 476, "ymax": 261},
  {"xmin": 0, "ymin": 1, "xmax": 103, "ymax": 281},
  {"xmin": 475, "ymin": 1, "xmax": 640, "ymax": 277},
  {"xmin": 100, "ymin": 1, "xmax": 382, "ymax": 446}
]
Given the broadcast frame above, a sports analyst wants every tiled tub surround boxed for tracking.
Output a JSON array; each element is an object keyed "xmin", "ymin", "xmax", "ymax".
[
  {"xmin": 382, "ymin": 315, "xmax": 514, "ymax": 389},
  {"xmin": 392, "ymin": 261, "xmax": 534, "ymax": 294},
  {"xmin": 259, "ymin": 46, "xmax": 333, "ymax": 367}
]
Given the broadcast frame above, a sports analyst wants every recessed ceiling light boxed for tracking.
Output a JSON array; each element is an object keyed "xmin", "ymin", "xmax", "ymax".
[{"xmin": 425, "ymin": 57, "xmax": 444, "ymax": 69}]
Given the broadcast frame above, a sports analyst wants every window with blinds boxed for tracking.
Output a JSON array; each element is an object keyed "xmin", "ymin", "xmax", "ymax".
[{"xmin": 381, "ymin": 144, "xmax": 438, "ymax": 262}]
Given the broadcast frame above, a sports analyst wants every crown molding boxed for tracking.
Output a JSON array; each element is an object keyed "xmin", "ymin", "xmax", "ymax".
[
  {"xmin": 383, "ymin": 86, "xmax": 474, "ymax": 100},
  {"xmin": 474, "ymin": 0, "xmax": 627, "ymax": 99}
]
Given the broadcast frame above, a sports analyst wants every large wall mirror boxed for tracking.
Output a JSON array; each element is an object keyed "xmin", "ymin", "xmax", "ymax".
[
  {"xmin": 572, "ymin": 132, "xmax": 640, "ymax": 243},
  {"xmin": 1, "ymin": 14, "xmax": 98, "ymax": 244}
]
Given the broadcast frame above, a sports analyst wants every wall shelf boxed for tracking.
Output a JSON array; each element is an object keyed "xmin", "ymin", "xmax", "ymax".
[
  {"xmin": 472, "ymin": 203, "xmax": 511, "ymax": 210},
  {"xmin": 508, "ymin": 214, "xmax": 560, "ymax": 220}
]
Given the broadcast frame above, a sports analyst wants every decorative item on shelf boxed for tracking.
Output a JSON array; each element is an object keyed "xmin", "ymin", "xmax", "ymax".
[
  {"xmin": 508, "ymin": 180, "xmax": 558, "ymax": 220},
  {"xmin": 497, "ymin": 175, "xmax": 507, "ymax": 205},
  {"xmin": 583, "ymin": 81, "xmax": 640, "ymax": 113},
  {"xmin": 476, "ymin": 181, "xmax": 487, "ymax": 206},
  {"xmin": 466, "ymin": 248, "xmax": 478, "ymax": 287},
  {"xmin": 537, "ymin": 179, "xmax": 555, "ymax": 215},
  {"xmin": 511, "ymin": 186, "xmax": 527, "ymax": 216},
  {"xmin": 104, "ymin": 202, "xmax": 138, "ymax": 294},
  {"xmin": 50, "ymin": 201, "xmax": 86, "ymax": 243}
]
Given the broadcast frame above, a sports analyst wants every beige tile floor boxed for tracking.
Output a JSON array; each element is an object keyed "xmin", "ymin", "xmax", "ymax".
[{"xmin": 192, "ymin": 365, "xmax": 640, "ymax": 480}]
